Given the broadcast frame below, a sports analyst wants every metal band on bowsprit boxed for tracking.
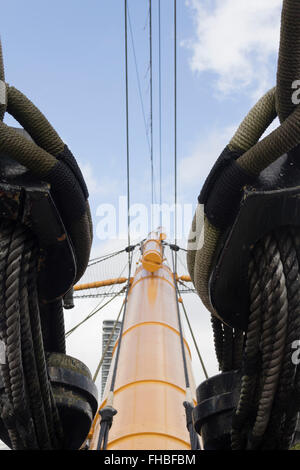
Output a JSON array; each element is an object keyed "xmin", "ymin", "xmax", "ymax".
[{"xmin": 0, "ymin": 81, "xmax": 6, "ymax": 106}]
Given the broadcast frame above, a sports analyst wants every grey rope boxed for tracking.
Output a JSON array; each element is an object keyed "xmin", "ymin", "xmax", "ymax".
[
  {"xmin": 180, "ymin": 296, "xmax": 208, "ymax": 379},
  {"xmin": 4, "ymin": 225, "xmax": 38, "ymax": 449},
  {"xmin": 174, "ymin": 0, "xmax": 178, "ymax": 273},
  {"xmin": 19, "ymin": 241, "xmax": 52, "ymax": 449},
  {"xmin": 97, "ymin": 251, "xmax": 133, "ymax": 451},
  {"xmin": 0, "ymin": 221, "xmax": 19, "ymax": 448},
  {"xmin": 265, "ymin": 229, "xmax": 300, "ymax": 449},
  {"xmin": 0, "ymin": 39, "xmax": 6, "ymax": 121},
  {"xmin": 232, "ymin": 230, "xmax": 300, "ymax": 450},
  {"xmin": 0, "ymin": 222, "xmax": 64, "ymax": 449},
  {"xmin": 109, "ymin": 254, "xmax": 132, "ymax": 394},
  {"xmin": 149, "ymin": 0, "xmax": 154, "ymax": 215},
  {"xmin": 250, "ymin": 236, "xmax": 288, "ymax": 446},
  {"xmin": 276, "ymin": 0, "xmax": 300, "ymax": 123},
  {"xmin": 222, "ymin": 324, "xmax": 234, "ymax": 372},
  {"xmin": 26, "ymin": 244, "xmax": 64, "ymax": 448},
  {"xmin": 211, "ymin": 315, "xmax": 224, "ymax": 370},
  {"xmin": 171, "ymin": 248, "xmax": 200, "ymax": 450},
  {"xmin": 232, "ymin": 252, "xmax": 264, "ymax": 450},
  {"xmin": 66, "ymin": 286, "xmax": 127, "ymax": 338},
  {"xmin": 158, "ymin": 0, "xmax": 162, "ymax": 226},
  {"xmin": 127, "ymin": 3, "xmax": 151, "ymax": 154},
  {"xmin": 125, "ymin": 0, "xmax": 131, "ymax": 253}
]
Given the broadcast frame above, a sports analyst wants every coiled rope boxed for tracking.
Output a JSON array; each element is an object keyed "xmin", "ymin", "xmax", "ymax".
[
  {"xmin": 188, "ymin": 0, "xmax": 300, "ymax": 450},
  {"xmin": 210, "ymin": 316, "xmax": 244, "ymax": 374},
  {"xmin": 232, "ymin": 228, "xmax": 300, "ymax": 450},
  {"xmin": 0, "ymin": 221, "xmax": 64, "ymax": 449},
  {"xmin": 0, "ymin": 83, "xmax": 92, "ymax": 283},
  {"xmin": 0, "ymin": 40, "xmax": 92, "ymax": 449}
]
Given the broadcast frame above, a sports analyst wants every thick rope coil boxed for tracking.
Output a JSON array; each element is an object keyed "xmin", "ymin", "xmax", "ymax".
[
  {"xmin": 187, "ymin": 0, "xmax": 300, "ymax": 450},
  {"xmin": 0, "ymin": 221, "xmax": 20, "ymax": 448},
  {"xmin": 233, "ymin": 329, "xmax": 244, "ymax": 371},
  {"xmin": 250, "ymin": 235, "xmax": 288, "ymax": 446},
  {"xmin": 222, "ymin": 325, "xmax": 234, "ymax": 372},
  {"xmin": 264, "ymin": 229, "xmax": 300, "ymax": 448},
  {"xmin": 276, "ymin": 0, "xmax": 300, "ymax": 123},
  {"xmin": 232, "ymin": 229, "xmax": 300, "ymax": 450},
  {"xmin": 0, "ymin": 41, "xmax": 6, "ymax": 122},
  {"xmin": 18, "ymin": 241, "xmax": 52, "ymax": 449},
  {"xmin": 210, "ymin": 315, "xmax": 243, "ymax": 374},
  {"xmin": 0, "ymin": 41, "xmax": 92, "ymax": 284},
  {"xmin": 231, "ymin": 254, "xmax": 263, "ymax": 450},
  {"xmin": 210, "ymin": 315, "xmax": 224, "ymax": 370},
  {"xmin": 0, "ymin": 221, "xmax": 65, "ymax": 449},
  {"xmin": 26, "ymin": 246, "xmax": 64, "ymax": 448},
  {"xmin": 4, "ymin": 225, "xmax": 39, "ymax": 449},
  {"xmin": 280, "ymin": 227, "xmax": 300, "ymax": 448},
  {"xmin": 0, "ymin": 40, "xmax": 92, "ymax": 449}
]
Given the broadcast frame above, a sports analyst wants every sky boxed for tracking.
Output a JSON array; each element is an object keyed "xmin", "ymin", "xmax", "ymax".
[{"xmin": 0, "ymin": 0, "xmax": 283, "ymax": 397}]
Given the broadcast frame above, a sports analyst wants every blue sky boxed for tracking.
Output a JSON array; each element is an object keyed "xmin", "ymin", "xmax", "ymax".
[{"xmin": 0, "ymin": 0, "xmax": 284, "ymax": 387}]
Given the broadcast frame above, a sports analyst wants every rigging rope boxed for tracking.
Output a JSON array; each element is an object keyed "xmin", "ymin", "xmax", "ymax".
[
  {"xmin": 96, "ymin": 250, "xmax": 133, "ymax": 451},
  {"xmin": 179, "ymin": 296, "xmax": 208, "ymax": 380},
  {"xmin": 0, "ymin": 36, "xmax": 95, "ymax": 449},
  {"xmin": 69, "ymin": 255, "xmax": 127, "ymax": 337},
  {"xmin": 187, "ymin": 0, "xmax": 300, "ymax": 363},
  {"xmin": 149, "ymin": 0, "xmax": 154, "ymax": 220},
  {"xmin": 88, "ymin": 249, "xmax": 127, "ymax": 266},
  {"xmin": 158, "ymin": 0, "xmax": 162, "ymax": 226},
  {"xmin": 92, "ymin": 300, "xmax": 125, "ymax": 383},
  {"xmin": 0, "ymin": 222, "xmax": 63, "ymax": 449},
  {"xmin": 174, "ymin": 0, "xmax": 178, "ymax": 273},
  {"xmin": 171, "ymin": 248, "xmax": 200, "ymax": 451},
  {"xmin": 65, "ymin": 286, "xmax": 126, "ymax": 338},
  {"xmin": 0, "ymin": 40, "xmax": 5, "ymax": 121},
  {"xmin": 127, "ymin": 3, "xmax": 151, "ymax": 155},
  {"xmin": 231, "ymin": 228, "xmax": 300, "ymax": 450},
  {"xmin": 124, "ymin": 0, "xmax": 131, "ymax": 252}
]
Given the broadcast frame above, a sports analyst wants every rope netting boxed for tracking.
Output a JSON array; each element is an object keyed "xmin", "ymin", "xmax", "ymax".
[{"xmin": 74, "ymin": 244, "xmax": 196, "ymax": 299}]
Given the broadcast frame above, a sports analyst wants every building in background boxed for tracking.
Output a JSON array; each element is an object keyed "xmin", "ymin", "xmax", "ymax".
[{"xmin": 101, "ymin": 320, "xmax": 122, "ymax": 398}]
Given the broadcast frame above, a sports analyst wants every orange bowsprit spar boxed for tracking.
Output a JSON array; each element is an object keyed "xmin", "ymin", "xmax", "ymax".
[{"xmin": 88, "ymin": 231, "xmax": 197, "ymax": 450}]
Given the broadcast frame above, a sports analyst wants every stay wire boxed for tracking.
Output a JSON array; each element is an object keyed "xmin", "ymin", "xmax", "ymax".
[
  {"xmin": 109, "ymin": 252, "xmax": 133, "ymax": 393},
  {"xmin": 171, "ymin": 249, "xmax": 189, "ymax": 389},
  {"xmin": 125, "ymin": 0, "xmax": 131, "ymax": 252},
  {"xmin": 92, "ymin": 300, "xmax": 125, "ymax": 383},
  {"xmin": 88, "ymin": 249, "xmax": 127, "ymax": 266},
  {"xmin": 171, "ymin": 248, "xmax": 200, "ymax": 450},
  {"xmin": 149, "ymin": 0, "xmax": 155, "ymax": 227},
  {"xmin": 77, "ymin": 259, "xmax": 129, "ymax": 314},
  {"xmin": 180, "ymin": 296, "xmax": 209, "ymax": 379},
  {"xmin": 158, "ymin": 0, "xmax": 162, "ymax": 226},
  {"xmin": 127, "ymin": 3, "xmax": 151, "ymax": 154},
  {"xmin": 174, "ymin": 0, "xmax": 178, "ymax": 272},
  {"xmin": 65, "ymin": 285, "xmax": 126, "ymax": 338},
  {"xmin": 96, "ymin": 251, "xmax": 134, "ymax": 451}
]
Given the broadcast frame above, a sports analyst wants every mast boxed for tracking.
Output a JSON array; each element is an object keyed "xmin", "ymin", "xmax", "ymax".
[{"xmin": 88, "ymin": 230, "xmax": 197, "ymax": 450}]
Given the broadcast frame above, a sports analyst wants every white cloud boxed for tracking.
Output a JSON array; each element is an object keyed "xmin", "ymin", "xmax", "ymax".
[
  {"xmin": 180, "ymin": 113, "xmax": 280, "ymax": 193},
  {"xmin": 80, "ymin": 161, "xmax": 119, "ymax": 197},
  {"xmin": 180, "ymin": 123, "xmax": 237, "ymax": 188},
  {"xmin": 185, "ymin": 0, "xmax": 281, "ymax": 98}
]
